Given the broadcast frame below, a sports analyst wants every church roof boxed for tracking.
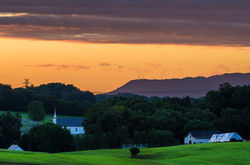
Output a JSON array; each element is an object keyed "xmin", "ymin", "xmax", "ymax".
[
  {"xmin": 56, "ymin": 118, "xmax": 84, "ymax": 127},
  {"xmin": 189, "ymin": 130, "xmax": 221, "ymax": 139}
]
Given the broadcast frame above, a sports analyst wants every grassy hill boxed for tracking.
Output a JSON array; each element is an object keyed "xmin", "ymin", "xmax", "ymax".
[{"xmin": 0, "ymin": 142, "xmax": 249, "ymax": 165}]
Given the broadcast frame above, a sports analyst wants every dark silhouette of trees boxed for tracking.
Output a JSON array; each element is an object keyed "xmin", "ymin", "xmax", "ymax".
[
  {"xmin": 28, "ymin": 100, "xmax": 45, "ymax": 121},
  {"xmin": 0, "ymin": 83, "xmax": 96, "ymax": 116},
  {"xmin": 19, "ymin": 123, "xmax": 75, "ymax": 153},
  {"xmin": 81, "ymin": 83, "xmax": 250, "ymax": 149},
  {"xmin": 0, "ymin": 112, "xmax": 22, "ymax": 148},
  {"xmin": 0, "ymin": 82, "xmax": 249, "ymax": 151}
]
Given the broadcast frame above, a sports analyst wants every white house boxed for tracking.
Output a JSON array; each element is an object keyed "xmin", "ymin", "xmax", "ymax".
[
  {"xmin": 184, "ymin": 130, "xmax": 221, "ymax": 144},
  {"xmin": 53, "ymin": 109, "xmax": 85, "ymax": 135},
  {"xmin": 209, "ymin": 132, "xmax": 243, "ymax": 143},
  {"xmin": 8, "ymin": 145, "xmax": 23, "ymax": 151}
]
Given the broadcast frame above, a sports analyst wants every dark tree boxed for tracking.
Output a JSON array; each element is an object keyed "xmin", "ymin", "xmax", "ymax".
[
  {"xmin": 217, "ymin": 107, "xmax": 242, "ymax": 134},
  {"xmin": 28, "ymin": 100, "xmax": 45, "ymax": 121},
  {"xmin": 146, "ymin": 130, "xmax": 179, "ymax": 147},
  {"xmin": 129, "ymin": 146, "xmax": 140, "ymax": 158},
  {"xmin": 0, "ymin": 112, "xmax": 22, "ymax": 148},
  {"xmin": 19, "ymin": 123, "xmax": 75, "ymax": 153},
  {"xmin": 0, "ymin": 84, "xmax": 13, "ymax": 110},
  {"xmin": 184, "ymin": 119, "xmax": 214, "ymax": 133}
]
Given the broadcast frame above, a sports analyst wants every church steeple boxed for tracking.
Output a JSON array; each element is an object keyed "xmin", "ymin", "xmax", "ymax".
[{"xmin": 53, "ymin": 107, "xmax": 57, "ymax": 124}]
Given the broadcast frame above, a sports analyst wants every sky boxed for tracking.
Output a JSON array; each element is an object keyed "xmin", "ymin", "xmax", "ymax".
[{"xmin": 0, "ymin": 0, "xmax": 250, "ymax": 93}]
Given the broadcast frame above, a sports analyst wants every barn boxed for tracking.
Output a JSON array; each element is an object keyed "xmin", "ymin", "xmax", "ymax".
[
  {"xmin": 184, "ymin": 130, "xmax": 221, "ymax": 144},
  {"xmin": 209, "ymin": 132, "xmax": 243, "ymax": 142}
]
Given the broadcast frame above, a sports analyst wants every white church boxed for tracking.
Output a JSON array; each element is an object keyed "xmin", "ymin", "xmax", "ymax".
[{"xmin": 53, "ymin": 109, "xmax": 85, "ymax": 135}]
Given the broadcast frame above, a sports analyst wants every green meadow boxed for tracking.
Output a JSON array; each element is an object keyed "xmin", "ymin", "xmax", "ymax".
[{"xmin": 0, "ymin": 142, "xmax": 249, "ymax": 165}]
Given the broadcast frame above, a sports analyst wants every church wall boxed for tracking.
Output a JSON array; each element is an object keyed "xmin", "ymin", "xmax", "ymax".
[{"xmin": 67, "ymin": 126, "xmax": 85, "ymax": 135}]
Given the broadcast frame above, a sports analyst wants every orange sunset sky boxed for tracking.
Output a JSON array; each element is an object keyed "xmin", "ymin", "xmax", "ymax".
[
  {"xmin": 1, "ymin": 1, "xmax": 250, "ymax": 93},
  {"xmin": 1, "ymin": 37, "xmax": 250, "ymax": 93}
]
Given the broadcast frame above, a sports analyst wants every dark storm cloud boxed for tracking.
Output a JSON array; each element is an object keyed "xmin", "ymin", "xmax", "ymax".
[{"xmin": 0, "ymin": 0, "xmax": 250, "ymax": 46}]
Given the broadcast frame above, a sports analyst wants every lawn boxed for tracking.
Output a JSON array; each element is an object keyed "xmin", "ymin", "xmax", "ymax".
[{"xmin": 0, "ymin": 142, "xmax": 249, "ymax": 165}]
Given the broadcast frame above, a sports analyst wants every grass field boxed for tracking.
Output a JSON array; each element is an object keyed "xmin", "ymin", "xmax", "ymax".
[{"xmin": 0, "ymin": 142, "xmax": 249, "ymax": 165}]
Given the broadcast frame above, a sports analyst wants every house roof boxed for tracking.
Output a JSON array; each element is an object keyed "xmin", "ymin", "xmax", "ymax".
[
  {"xmin": 8, "ymin": 145, "xmax": 22, "ymax": 150},
  {"xmin": 189, "ymin": 130, "xmax": 221, "ymax": 139},
  {"xmin": 56, "ymin": 118, "xmax": 84, "ymax": 127}
]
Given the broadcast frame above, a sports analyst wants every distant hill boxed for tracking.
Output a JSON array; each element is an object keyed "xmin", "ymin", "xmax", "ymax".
[{"xmin": 108, "ymin": 73, "xmax": 250, "ymax": 98}]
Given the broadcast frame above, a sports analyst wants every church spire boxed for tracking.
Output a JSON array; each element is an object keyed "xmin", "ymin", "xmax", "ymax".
[
  {"xmin": 53, "ymin": 107, "xmax": 57, "ymax": 124},
  {"xmin": 54, "ymin": 107, "xmax": 57, "ymax": 118}
]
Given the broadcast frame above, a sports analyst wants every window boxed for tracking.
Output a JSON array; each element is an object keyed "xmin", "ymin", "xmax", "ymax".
[{"xmin": 75, "ymin": 128, "xmax": 78, "ymax": 132}]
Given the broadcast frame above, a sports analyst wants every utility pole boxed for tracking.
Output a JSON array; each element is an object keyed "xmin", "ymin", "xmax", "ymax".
[{"xmin": 24, "ymin": 79, "xmax": 30, "ymax": 88}]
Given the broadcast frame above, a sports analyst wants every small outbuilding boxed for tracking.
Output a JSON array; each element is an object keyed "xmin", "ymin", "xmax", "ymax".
[
  {"xmin": 8, "ymin": 145, "xmax": 23, "ymax": 151},
  {"xmin": 209, "ymin": 132, "xmax": 243, "ymax": 143},
  {"xmin": 184, "ymin": 130, "xmax": 221, "ymax": 144}
]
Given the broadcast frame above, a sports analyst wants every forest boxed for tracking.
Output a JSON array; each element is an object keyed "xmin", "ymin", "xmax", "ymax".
[
  {"xmin": 0, "ymin": 82, "xmax": 250, "ymax": 151},
  {"xmin": 79, "ymin": 83, "xmax": 250, "ymax": 149},
  {"xmin": 0, "ymin": 83, "xmax": 95, "ymax": 116}
]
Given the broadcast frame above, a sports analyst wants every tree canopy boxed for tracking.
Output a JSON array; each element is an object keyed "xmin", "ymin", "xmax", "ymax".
[
  {"xmin": 0, "ymin": 82, "xmax": 249, "ymax": 151},
  {"xmin": 28, "ymin": 100, "xmax": 45, "ymax": 121},
  {"xmin": 80, "ymin": 83, "xmax": 250, "ymax": 149},
  {"xmin": 0, "ymin": 112, "xmax": 22, "ymax": 148},
  {"xmin": 0, "ymin": 83, "xmax": 95, "ymax": 116},
  {"xmin": 19, "ymin": 123, "xmax": 75, "ymax": 153}
]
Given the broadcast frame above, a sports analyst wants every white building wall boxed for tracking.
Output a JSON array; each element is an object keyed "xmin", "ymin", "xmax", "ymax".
[
  {"xmin": 184, "ymin": 133, "xmax": 197, "ymax": 144},
  {"xmin": 15, "ymin": 146, "xmax": 24, "ymax": 151},
  {"xmin": 67, "ymin": 126, "xmax": 85, "ymax": 135},
  {"xmin": 184, "ymin": 133, "xmax": 210, "ymax": 144},
  {"xmin": 196, "ymin": 139, "xmax": 210, "ymax": 143}
]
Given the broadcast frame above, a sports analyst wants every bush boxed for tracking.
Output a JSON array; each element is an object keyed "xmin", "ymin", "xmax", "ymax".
[{"xmin": 129, "ymin": 146, "xmax": 140, "ymax": 158}]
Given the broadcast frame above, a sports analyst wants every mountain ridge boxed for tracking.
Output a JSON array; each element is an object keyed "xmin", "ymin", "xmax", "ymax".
[{"xmin": 107, "ymin": 73, "xmax": 250, "ymax": 98}]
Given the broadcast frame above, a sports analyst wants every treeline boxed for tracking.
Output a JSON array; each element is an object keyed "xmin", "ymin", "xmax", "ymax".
[
  {"xmin": 1, "ymin": 83, "xmax": 250, "ymax": 153},
  {"xmin": 0, "ymin": 83, "xmax": 96, "ymax": 116},
  {"xmin": 79, "ymin": 83, "xmax": 250, "ymax": 149},
  {"xmin": 0, "ymin": 112, "xmax": 74, "ymax": 153}
]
